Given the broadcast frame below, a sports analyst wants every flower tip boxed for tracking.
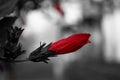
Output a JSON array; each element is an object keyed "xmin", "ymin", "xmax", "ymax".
[
  {"xmin": 78, "ymin": 33, "xmax": 91, "ymax": 39},
  {"xmin": 87, "ymin": 40, "xmax": 91, "ymax": 43},
  {"xmin": 84, "ymin": 33, "xmax": 91, "ymax": 38},
  {"xmin": 86, "ymin": 34, "xmax": 91, "ymax": 43},
  {"xmin": 81, "ymin": 33, "xmax": 91, "ymax": 43}
]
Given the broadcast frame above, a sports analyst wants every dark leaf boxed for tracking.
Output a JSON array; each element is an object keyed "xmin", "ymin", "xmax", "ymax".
[
  {"xmin": 1, "ymin": 26, "xmax": 26, "ymax": 62},
  {"xmin": 0, "ymin": 0, "xmax": 19, "ymax": 17}
]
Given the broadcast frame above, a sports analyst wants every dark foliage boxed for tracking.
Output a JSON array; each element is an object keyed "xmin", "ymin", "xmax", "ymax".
[
  {"xmin": 0, "ymin": 26, "xmax": 25, "ymax": 62},
  {"xmin": 0, "ymin": 0, "xmax": 19, "ymax": 17},
  {"xmin": 0, "ymin": 26, "xmax": 55, "ymax": 64}
]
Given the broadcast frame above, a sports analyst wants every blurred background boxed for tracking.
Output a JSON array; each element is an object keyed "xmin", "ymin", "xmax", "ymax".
[{"xmin": 1, "ymin": 0, "xmax": 120, "ymax": 80}]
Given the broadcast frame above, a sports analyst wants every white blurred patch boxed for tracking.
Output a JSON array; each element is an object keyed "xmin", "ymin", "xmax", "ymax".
[
  {"xmin": 102, "ymin": 9, "xmax": 120, "ymax": 63},
  {"xmin": 62, "ymin": 1, "xmax": 83, "ymax": 25}
]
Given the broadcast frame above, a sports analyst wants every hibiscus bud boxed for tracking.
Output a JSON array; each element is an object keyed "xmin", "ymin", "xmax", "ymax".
[{"xmin": 48, "ymin": 33, "xmax": 91, "ymax": 55}]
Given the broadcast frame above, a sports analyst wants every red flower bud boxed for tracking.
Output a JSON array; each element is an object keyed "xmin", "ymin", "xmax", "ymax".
[
  {"xmin": 48, "ymin": 33, "xmax": 91, "ymax": 55},
  {"xmin": 54, "ymin": 3, "xmax": 64, "ymax": 16}
]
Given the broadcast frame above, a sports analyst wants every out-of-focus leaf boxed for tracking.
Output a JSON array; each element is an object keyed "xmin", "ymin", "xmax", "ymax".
[{"xmin": 0, "ymin": 0, "xmax": 19, "ymax": 17}]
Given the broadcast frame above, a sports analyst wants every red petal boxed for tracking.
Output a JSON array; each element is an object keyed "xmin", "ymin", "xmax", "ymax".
[
  {"xmin": 54, "ymin": 3, "xmax": 64, "ymax": 16},
  {"xmin": 48, "ymin": 33, "xmax": 91, "ymax": 55}
]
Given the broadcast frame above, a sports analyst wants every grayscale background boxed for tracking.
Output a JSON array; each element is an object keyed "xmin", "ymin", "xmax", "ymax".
[{"xmin": 0, "ymin": 0, "xmax": 120, "ymax": 80}]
